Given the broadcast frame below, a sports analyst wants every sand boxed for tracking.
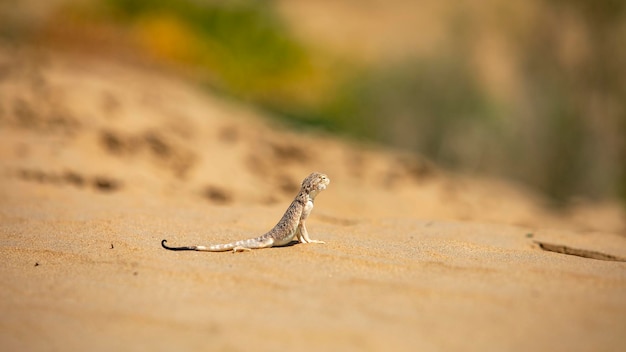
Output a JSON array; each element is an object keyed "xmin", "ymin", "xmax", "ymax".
[{"xmin": 1, "ymin": 47, "xmax": 625, "ymax": 351}]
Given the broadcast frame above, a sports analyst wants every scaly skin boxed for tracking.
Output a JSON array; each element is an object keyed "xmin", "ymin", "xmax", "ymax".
[{"xmin": 161, "ymin": 172, "xmax": 330, "ymax": 253}]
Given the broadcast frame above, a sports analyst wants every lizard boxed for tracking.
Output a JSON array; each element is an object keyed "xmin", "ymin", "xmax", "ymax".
[{"xmin": 161, "ymin": 172, "xmax": 330, "ymax": 253}]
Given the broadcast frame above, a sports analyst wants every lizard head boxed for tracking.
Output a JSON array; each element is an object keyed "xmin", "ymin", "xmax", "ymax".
[{"xmin": 301, "ymin": 172, "xmax": 330, "ymax": 199}]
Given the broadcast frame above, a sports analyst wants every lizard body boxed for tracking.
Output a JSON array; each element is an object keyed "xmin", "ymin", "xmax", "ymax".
[{"xmin": 161, "ymin": 172, "xmax": 329, "ymax": 253}]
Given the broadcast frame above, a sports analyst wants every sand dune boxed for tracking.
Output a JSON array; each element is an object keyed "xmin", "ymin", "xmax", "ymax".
[{"xmin": 1, "ymin": 47, "xmax": 625, "ymax": 351}]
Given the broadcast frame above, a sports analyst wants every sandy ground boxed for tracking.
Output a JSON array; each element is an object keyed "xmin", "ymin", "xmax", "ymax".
[{"xmin": 1, "ymin": 47, "xmax": 626, "ymax": 351}]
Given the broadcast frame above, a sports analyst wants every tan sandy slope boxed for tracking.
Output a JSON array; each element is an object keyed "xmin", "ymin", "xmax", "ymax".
[{"xmin": 1, "ymin": 47, "xmax": 625, "ymax": 351}]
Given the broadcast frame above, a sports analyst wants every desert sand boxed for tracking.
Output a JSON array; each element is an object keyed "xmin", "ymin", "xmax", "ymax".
[{"xmin": 1, "ymin": 47, "xmax": 626, "ymax": 351}]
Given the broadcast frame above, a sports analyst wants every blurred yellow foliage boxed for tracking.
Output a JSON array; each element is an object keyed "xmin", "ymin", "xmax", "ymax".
[{"xmin": 133, "ymin": 14, "xmax": 199, "ymax": 64}]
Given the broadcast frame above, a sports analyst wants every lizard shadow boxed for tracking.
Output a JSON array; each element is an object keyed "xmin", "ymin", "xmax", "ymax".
[{"xmin": 273, "ymin": 240, "xmax": 300, "ymax": 249}]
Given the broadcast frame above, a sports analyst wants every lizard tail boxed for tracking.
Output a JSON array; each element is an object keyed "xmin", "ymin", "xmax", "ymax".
[{"xmin": 161, "ymin": 239, "xmax": 198, "ymax": 251}]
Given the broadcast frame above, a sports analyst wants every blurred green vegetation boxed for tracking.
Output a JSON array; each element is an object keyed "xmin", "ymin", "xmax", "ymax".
[
  {"xmin": 2, "ymin": 0, "xmax": 625, "ymax": 205},
  {"xmin": 74, "ymin": 0, "xmax": 321, "ymax": 106}
]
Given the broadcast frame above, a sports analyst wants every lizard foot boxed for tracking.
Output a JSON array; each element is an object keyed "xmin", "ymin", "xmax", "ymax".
[
  {"xmin": 232, "ymin": 246, "xmax": 252, "ymax": 253},
  {"xmin": 306, "ymin": 240, "xmax": 326, "ymax": 244}
]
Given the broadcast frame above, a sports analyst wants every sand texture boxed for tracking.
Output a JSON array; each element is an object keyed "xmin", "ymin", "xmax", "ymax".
[{"xmin": 1, "ymin": 48, "xmax": 625, "ymax": 351}]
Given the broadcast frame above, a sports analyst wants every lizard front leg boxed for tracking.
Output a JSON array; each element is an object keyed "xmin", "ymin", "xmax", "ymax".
[{"xmin": 296, "ymin": 221, "xmax": 325, "ymax": 244}]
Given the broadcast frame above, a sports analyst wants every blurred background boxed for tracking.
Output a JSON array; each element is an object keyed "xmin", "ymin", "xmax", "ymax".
[{"xmin": 2, "ymin": 0, "xmax": 625, "ymax": 207}]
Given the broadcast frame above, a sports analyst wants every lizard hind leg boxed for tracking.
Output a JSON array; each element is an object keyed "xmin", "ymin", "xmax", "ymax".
[
  {"xmin": 229, "ymin": 236, "xmax": 275, "ymax": 253},
  {"xmin": 232, "ymin": 246, "xmax": 252, "ymax": 253}
]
